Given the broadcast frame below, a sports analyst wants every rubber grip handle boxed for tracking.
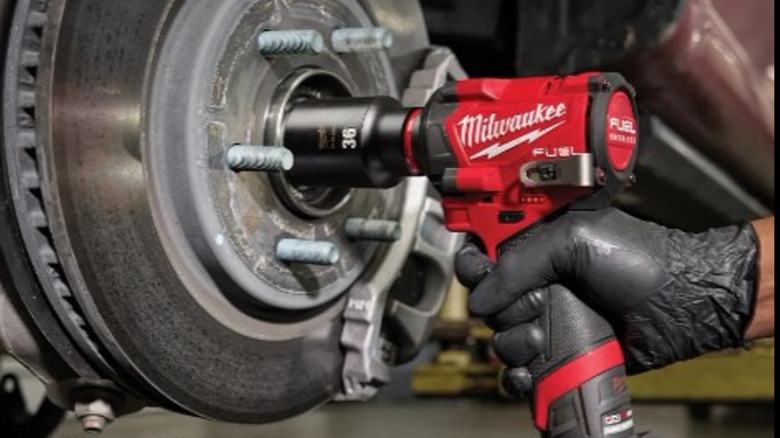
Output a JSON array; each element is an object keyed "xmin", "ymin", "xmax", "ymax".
[{"xmin": 528, "ymin": 285, "xmax": 636, "ymax": 437}]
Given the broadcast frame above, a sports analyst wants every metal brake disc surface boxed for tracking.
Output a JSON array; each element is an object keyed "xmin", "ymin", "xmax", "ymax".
[{"xmin": 1, "ymin": 0, "xmax": 444, "ymax": 423}]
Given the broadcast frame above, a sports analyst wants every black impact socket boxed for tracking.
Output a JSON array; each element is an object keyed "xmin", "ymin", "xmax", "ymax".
[{"xmin": 282, "ymin": 96, "xmax": 413, "ymax": 189}]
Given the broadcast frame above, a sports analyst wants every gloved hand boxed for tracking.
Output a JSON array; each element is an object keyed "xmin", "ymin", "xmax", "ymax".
[{"xmin": 456, "ymin": 208, "xmax": 759, "ymax": 398}]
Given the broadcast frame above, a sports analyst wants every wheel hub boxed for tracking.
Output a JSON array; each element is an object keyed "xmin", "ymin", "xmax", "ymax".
[
  {"xmin": 148, "ymin": 0, "xmax": 403, "ymax": 314},
  {"xmin": 267, "ymin": 68, "xmax": 355, "ymax": 219}
]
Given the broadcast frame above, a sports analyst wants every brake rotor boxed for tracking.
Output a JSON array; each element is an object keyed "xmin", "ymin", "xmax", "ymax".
[{"xmin": 2, "ymin": 0, "xmax": 435, "ymax": 423}]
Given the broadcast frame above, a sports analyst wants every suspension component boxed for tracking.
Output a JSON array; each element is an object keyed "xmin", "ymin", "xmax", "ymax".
[{"xmin": 74, "ymin": 399, "xmax": 115, "ymax": 434}]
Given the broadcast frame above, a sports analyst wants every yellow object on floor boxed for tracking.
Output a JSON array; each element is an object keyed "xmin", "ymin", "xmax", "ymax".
[
  {"xmin": 412, "ymin": 319, "xmax": 502, "ymax": 396},
  {"xmin": 628, "ymin": 339, "xmax": 775, "ymax": 402}
]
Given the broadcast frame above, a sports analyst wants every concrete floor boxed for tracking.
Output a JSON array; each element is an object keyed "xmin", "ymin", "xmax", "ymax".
[
  {"xmin": 1, "ymin": 357, "xmax": 773, "ymax": 437},
  {"xmin": 51, "ymin": 400, "xmax": 774, "ymax": 438}
]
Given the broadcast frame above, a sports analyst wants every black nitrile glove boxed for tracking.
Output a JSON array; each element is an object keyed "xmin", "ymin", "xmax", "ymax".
[{"xmin": 456, "ymin": 208, "xmax": 759, "ymax": 398}]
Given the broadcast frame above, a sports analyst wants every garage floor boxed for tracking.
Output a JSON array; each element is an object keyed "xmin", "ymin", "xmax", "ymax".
[
  {"xmin": 1, "ymin": 357, "xmax": 772, "ymax": 437},
  {"xmin": 51, "ymin": 400, "xmax": 774, "ymax": 438}
]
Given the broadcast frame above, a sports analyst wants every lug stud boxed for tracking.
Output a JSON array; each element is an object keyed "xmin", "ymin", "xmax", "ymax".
[
  {"xmin": 257, "ymin": 30, "xmax": 325, "ymax": 56},
  {"xmin": 276, "ymin": 239, "xmax": 340, "ymax": 265},
  {"xmin": 332, "ymin": 27, "xmax": 394, "ymax": 53},
  {"xmin": 345, "ymin": 218, "xmax": 402, "ymax": 242},
  {"xmin": 227, "ymin": 145, "xmax": 294, "ymax": 172}
]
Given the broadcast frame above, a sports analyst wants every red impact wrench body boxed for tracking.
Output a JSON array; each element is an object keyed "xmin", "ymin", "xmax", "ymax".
[{"xmin": 282, "ymin": 72, "xmax": 641, "ymax": 438}]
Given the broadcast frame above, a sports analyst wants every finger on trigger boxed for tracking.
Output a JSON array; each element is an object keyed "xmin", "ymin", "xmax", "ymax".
[
  {"xmin": 454, "ymin": 243, "xmax": 494, "ymax": 289},
  {"xmin": 468, "ymin": 244, "xmax": 552, "ymax": 315}
]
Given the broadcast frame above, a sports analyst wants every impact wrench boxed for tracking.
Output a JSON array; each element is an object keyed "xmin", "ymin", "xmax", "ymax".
[{"xmin": 282, "ymin": 73, "xmax": 641, "ymax": 438}]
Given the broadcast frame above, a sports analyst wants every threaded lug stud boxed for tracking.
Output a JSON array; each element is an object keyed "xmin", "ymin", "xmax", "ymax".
[
  {"xmin": 332, "ymin": 27, "xmax": 394, "ymax": 53},
  {"xmin": 258, "ymin": 30, "xmax": 325, "ymax": 56},
  {"xmin": 227, "ymin": 145, "xmax": 294, "ymax": 172},
  {"xmin": 276, "ymin": 239, "xmax": 340, "ymax": 265},
  {"xmin": 345, "ymin": 218, "xmax": 402, "ymax": 242}
]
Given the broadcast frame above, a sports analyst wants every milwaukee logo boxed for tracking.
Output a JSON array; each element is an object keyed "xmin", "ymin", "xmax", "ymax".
[{"xmin": 456, "ymin": 103, "xmax": 567, "ymax": 160}]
